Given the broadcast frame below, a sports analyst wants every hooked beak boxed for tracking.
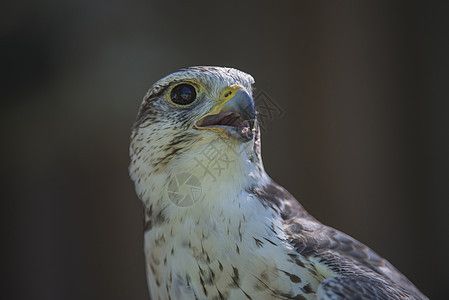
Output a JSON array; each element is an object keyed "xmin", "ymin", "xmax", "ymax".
[{"xmin": 195, "ymin": 86, "xmax": 256, "ymax": 141}]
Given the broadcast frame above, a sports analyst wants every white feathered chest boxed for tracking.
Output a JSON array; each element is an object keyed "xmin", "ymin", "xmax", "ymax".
[{"xmin": 143, "ymin": 183, "xmax": 323, "ymax": 300}]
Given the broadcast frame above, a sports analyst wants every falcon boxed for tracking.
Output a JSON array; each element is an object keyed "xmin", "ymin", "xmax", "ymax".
[{"xmin": 129, "ymin": 66, "xmax": 427, "ymax": 299}]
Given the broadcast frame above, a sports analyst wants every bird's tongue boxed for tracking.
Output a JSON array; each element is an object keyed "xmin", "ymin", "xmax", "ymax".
[
  {"xmin": 197, "ymin": 111, "xmax": 248, "ymax": 128},
  {"xmin": 196, "ymin": 111, "xmax": 254, "ymax": 141}
]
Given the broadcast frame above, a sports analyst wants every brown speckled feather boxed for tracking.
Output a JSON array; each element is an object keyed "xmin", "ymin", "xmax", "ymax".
[{"xmin": 259, "ymin": 180, "xmax": 427, "ymax": 299}]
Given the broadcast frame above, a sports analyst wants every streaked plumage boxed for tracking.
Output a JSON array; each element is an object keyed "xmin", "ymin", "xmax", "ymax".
[{"xmin": 129, "ymin": 66, "xmax": 427, "ymax": 299}]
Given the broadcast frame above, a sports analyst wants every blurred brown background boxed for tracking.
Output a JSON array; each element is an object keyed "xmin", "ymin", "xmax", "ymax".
[{"xmin": 2, "ymin": 1, "xmax": 448, "ymax": 299}]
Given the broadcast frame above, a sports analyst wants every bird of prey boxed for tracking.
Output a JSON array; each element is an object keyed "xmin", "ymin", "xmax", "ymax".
[{"xmin": 129, "ymin": 66, "xmax": 427, "ymax": 300}]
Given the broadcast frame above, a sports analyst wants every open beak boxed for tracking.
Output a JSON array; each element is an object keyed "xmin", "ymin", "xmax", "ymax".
[{"xmin": 195, "ymin": 86, "xmax": 256, "ymax": 141}]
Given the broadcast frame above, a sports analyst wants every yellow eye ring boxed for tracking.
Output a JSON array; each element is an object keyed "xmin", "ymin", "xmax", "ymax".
[{"xmin": 166, "ymin": 80, "xmax": 203, "ymax": 108}]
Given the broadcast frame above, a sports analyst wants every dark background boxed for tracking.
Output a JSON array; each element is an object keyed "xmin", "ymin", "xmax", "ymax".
[{"xmin": 2, "ymin": 1, "xmax": 448, "ymax": 299}]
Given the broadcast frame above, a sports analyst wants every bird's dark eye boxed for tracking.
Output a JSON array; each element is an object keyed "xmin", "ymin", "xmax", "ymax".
[{"xmin": 170, "ymin": 84, "xmax": 197, "ymax": 105}]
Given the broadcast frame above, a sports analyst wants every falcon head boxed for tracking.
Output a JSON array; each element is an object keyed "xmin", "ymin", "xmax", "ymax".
[
  {"xmin": 130, "ymin": 67, "xmax": 265, "ymax": 204},
  {"xmin": 134, "ymin": 66, "xmax": 257, "ymax": 139}
]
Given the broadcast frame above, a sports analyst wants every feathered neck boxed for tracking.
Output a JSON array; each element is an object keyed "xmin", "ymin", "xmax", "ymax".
[{"xmin": 129, "ymin": 127, "xmax": 268, "ymax": 212}]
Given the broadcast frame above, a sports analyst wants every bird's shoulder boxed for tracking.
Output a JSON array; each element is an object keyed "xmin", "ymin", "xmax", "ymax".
[{"xmin": 251, "ymin": 180, "xmax": 427, "ymax": 299}]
